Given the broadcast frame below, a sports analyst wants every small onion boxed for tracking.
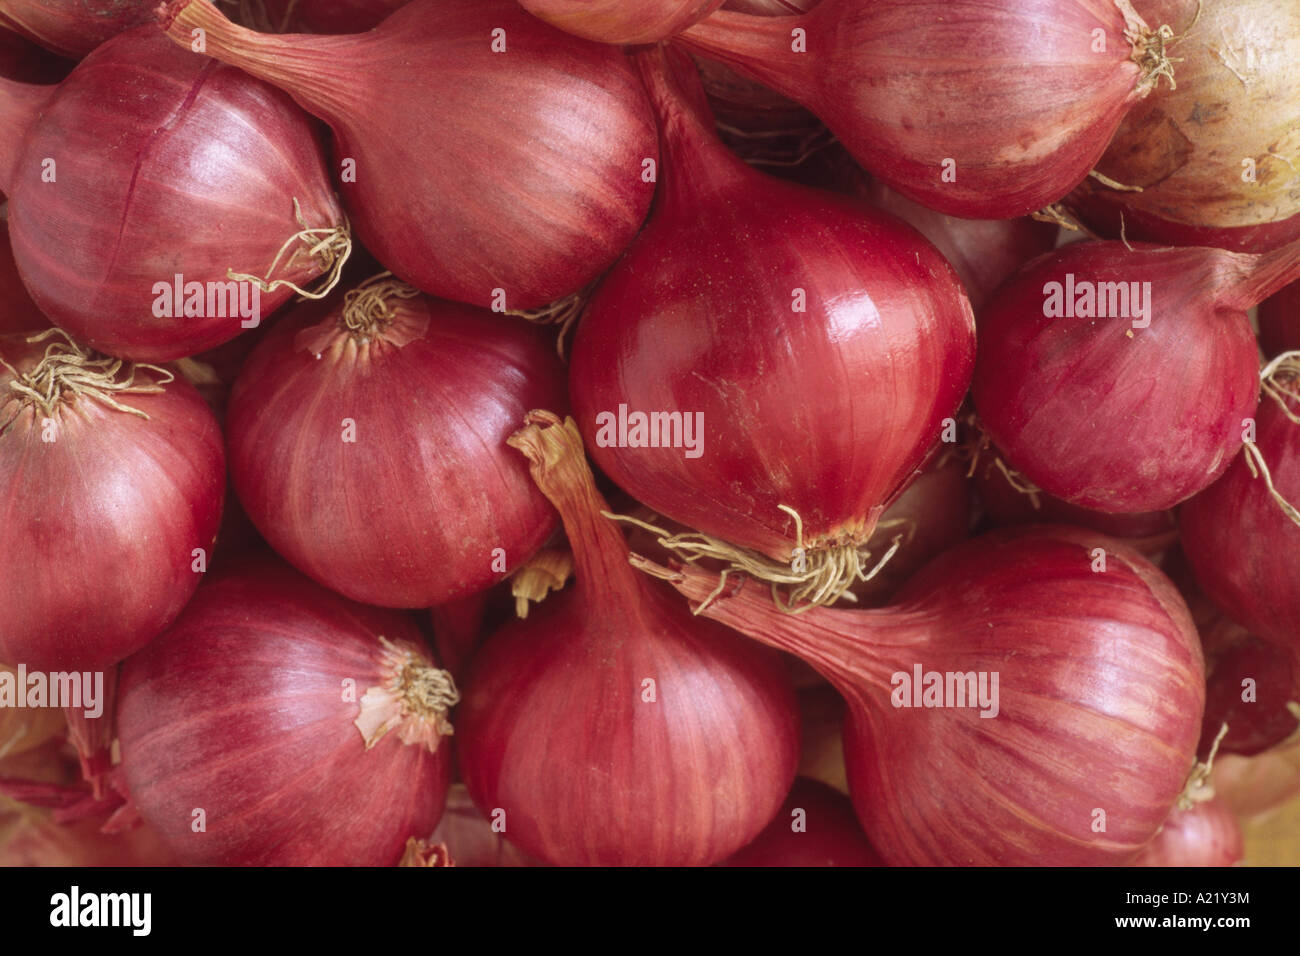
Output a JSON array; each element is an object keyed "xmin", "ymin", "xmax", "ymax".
[
  {"xmin": 117, "ymin": 554, "xmax": 457, "ymax": 866},
  {"xmin": 1131, "ymin": 798, "xmax": 1244, "ymax": 867}
]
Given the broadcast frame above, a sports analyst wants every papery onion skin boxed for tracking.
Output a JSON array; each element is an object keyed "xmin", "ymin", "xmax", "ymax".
[
  {"xmin": 0, "ymin": 28, "xmax": 343, "ymax": 361},
  {"xmin": 117, "ymin": 555, "xmax": 453, "ymax": 866},
  {"xmin": 676, "ymin": 0, "xmax": 1155, "ymax": 218},
  {"xmin": 650, "ymin": 525, "xmax": 1206, "ymax": 866},
  {"xmin": 0, "ymin": 332, "xmax": 224, "ymax": 671},
  {"xmin": 972, "ymin": 241, "xmax": 1265, "ymax": 513},
  {"xmin": 518, "ymin": 0, "xmax": 725, "ymax": 44},
  {"xmin": 1131, "ymin": 798, "xmax": 1244, "ymax": 867},
  {"xmin": 0, "ymin": 0, "xmax": 153, "ymax": 59},
  {"xmin": 1066, "ymin": 0, "xmax": 1300, "ymax": 253},
  {"xmin": 226, "ymin": 283, "xmax": 566, "ymax": 610},
  {"xmin": 571, "ymin": 47, "xmax": 975, "ymax": 563},
  {"xmin": 1259, "ymin": 280, "xmax": 1300, "ymax": 359},
  {"xmin": 159, "ymin": 0, "xmax": 657, "ymax": 312},
  {"xmin": 721, "ymin": 777, "xmax": 881, "ymax": 866},
  {"xmin": 1180, "ymin": 392, "xmax": 1300, "ymax": 653},
  {"xmin": 457, "ymin": 414, "xmax": 800, "ymax": 867}
]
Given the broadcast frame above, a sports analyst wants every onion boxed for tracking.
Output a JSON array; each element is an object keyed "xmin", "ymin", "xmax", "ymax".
[
  {"xmin": 0, "ymin": 1, "xmax": 153, "ymax": 59},
  {"xmin": 226, "ymin": 274, "xmax": 566, "ymax": 609},
  {"xmin": 517, "ymin": 0, "xmax": 725, "ymax": 44},
  {"xmin": 0, "ymin": 330, "xmax": 224, "ymax": 670},
  {"xmin": 117, "ymin": 553, "xmax": 457, "ymax": 866},
  {"xmin": 0, "ymin": 28, "xmax": 347, "ymax": 362},
  {"xmin": 676, "ymin": 0, "xmax": 1180, "ymax": 218},
  {"xmin": 721, "ymin": 777, "xmax": 881, "ymax": 866},
  {"xmin": 1212, "ymin": 740, "xmax": 1300, "ymax": 822},
  {"xmin": 1066, "ymin": 0, "xmax": 1300, "ymax": 253},
  {"xmin": 1180, "ymin": 373, "xmax": 1300, "ymax": 654},
  {"xmin": 457, "ymin": 412, "xmax": 800, "ymax": 867},
  {"xmin": 158, "ymin": 0, "xmax": 657, "ymax": 312},
  {"xmin": 0, "ymin": 218, "xmax": 46, "ymax": 334},
  {"xmin": 972, "ymin": 239, "xmax": 1300, "ymax": 513},
  {"xmin": 1131, "ymin": 797, "xmax": 1244, "ymax": 867},
  {"xmin": 1259, "ymin": 281, "xmax": 1300, "ymax": 360},
  {"xmin": 570, "ymin": 47, "xmax": 974, "ymax": 607},
  {"xmin": 641, "ymin": 525, "xmax": 1206, "ymax": 865},
  {"xmin": 1197, "ymin": 614, "xmax": 1298, "ymax": 758}
]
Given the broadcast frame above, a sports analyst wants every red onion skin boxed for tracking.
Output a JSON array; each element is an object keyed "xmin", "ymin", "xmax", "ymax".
[
  {"xmin": 0, "ymin": 0, "xmax": 153, "ymax": 59},
  {"xmin": 0, "ymin": 28, "xmax": 342, "ymax": 362},
  {"xmin": 0, "ymin": 333, "xmax": 224, "ymax": 671},
  {"xmin": 1181, "ymin": 394, "xmax": 1300, "ymax": 655},
  {"xmin": 725, "ymin": 0, "xmax": 814, "ymax": 13},
  {"xmin": 0, "ymin": 219, "xmax": 47, "ymax": 334},
  {"xmin": 1131, "ymin": 798, "xmax": 1244, "ymax": 867},
  {"xmin": 1259, "ymin": 281, "xmax": 1300, "ymax": 359},
  {"xmin": 518, "ymin": 0, "xmax": 726, "ymax": 45},
  {"xmin": 117, "ymin": 556, "xmax": 452, "ymax": 866},
  {"xmin": 973, "ymin": 242, "xmax": 1271, "ymax": 513},
  {"xmin": 0, "ymin": 27, "xmax": 72, "ymax": 83},
  {"xmin": 654, "ymin": 525, "xmax": 1206, "ymax": 866},
  {"xmin": 721, "ymin": 777, "xmax": 881, "ymax": 866},
  {"xmin": 456, "ymin": 414, "xmax": 800, "ymax": 867},
  {"xmin": 159, "ymin": 0, "xmax": 657, "ymax": 312},
  {"xmin": 571, "ymin": 48, "xmax": 975, "ymax": 562},
  {"xmin": 226, "ymin": 288, "xmax": 565, "ymax": 610},
  {"xmin": 676, "ymin": 1, "xmax": 1150, "ymax": 218}
]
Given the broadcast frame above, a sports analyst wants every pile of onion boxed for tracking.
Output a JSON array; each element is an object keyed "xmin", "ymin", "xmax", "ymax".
[
  {"xmin": 640, "ymin": 525, "xmax": 1205, "ymax": 865},
  {"xmin": 456, "ymin": 412, "xmax": 800, "ymax": 867},
  {"xmin": 226, "ymin": 272, "xmax": 567, "ymax": 609},
  {"xmin": 1066, "ymin": 0, "xmax": 1300, "ymax": 252},
  {"xmin": 571, "ymin": 46, "xmax": 974, "ymax": 608},
  {"xmin": 0, "ymin": 27, "xmax": 347, "ymax": 361},
  {"xmin": 0, "ymin": 330, "xmax": 224, "ymax": 669},
  {"xmin": 159, "ymin": 0, "xmax": 657, "ymax": 313},
  {"xmin": 973, "ymin": 238, "xmax": 1300, "ymax": 513},
  {"xmin": 676, "ymin": 0, "xmax": 1182, "ymax": 218},
  {"xmin": 117, "ymin": 554, "xmax": 457, "ymax": 866}
]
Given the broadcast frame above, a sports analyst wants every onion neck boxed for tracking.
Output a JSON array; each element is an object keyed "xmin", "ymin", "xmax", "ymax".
[
  {"xmin": 355, "ymin": 638, "xmax": 459, "ymax": 753},
  {"xmin": 637, "ymin": 556, "xmax": 932, "ymax": 703},
  {"xmin": 632, "ymin": 44, "xmax": 755, "ymax": 207},
  {"xmin": 158, "ymin": 0, "xmax": 368, "ymax": 123},
  {"xmin": 674, "ymin": 8, "xmax": 813, "ymax": 105},
  {"xmin": 507, "ymin": 412, "xmax": 644, "ymax": 617},
  {"xmin": 1228, "ymin": 237, "xmax": 1300, "ymax": 310},
  {"xmin": 0, "ymin": 75, "xmax": 49, "ymax": 195}
]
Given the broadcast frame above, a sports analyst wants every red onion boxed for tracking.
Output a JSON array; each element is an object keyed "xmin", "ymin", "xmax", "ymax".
[
  {"xmin": 972, "ymin": 239, "xmax": 1300, "ymax": 513},
  {"xmin": 1181, "ymin": 374, "xmax": 1300, "ymax": 655},
  {"xmin": 1259, "ymin": 281, "xmax": 1300, "ymax": 360},
  {"xmin": 0, "ymin": 28, "xmax": 347, "ymax": 362},
  {"xmin": 1066, "ymin": 0, "xmax": 1300, "ymax": 253},
  {"xmin": 725, "ymin": 0, "xmax": 814, "ymax": 12},
  {"xmin": 642, "ymin": 525, "xmax": 1206, "ymax": 865},
  {"xmin": 676, "ymin": 0, "xmax": 1179, "ymax": 218},
  {"xmin": 1197, "ymin": 614, "xmax": 1298, "ymax": 758},
  {"xmin": 518, "ymin": 0, "xmax": 725, "ymax": 44},
  {"xmin": 0, "ymin": 0, "xmax": 153, "ymax": 59},
  {"xmin": 117, "ymin": 554, "xmax": 457, "ymax": 866},
  {"xmin": 457, "ymin": 413, "xmax": 800, "ymax": 866},
  {"xmin": 570, "ymin": 47, "xmax": 974, "ymax": 607},
  {"xmin": 0, "ymin": 218, "xmax": 46, "ymax": 334},
  {"xmin": 1131, "ymin": 797, "xmax": 1244, "ymax": 867},
  {"xmin": 722, "ymin": 777, "xmax": 881, "ymax": 866},
  {"xmin": 0, "ymin": 330, "xmax": 224, "ymax": 670},
  {"xmin": 226, "ymin": 274, "xmax": 566, "ymax": 609},
  {"xmin": 159, "ymin": 0, "xmax": 657, "ymax": 312}
]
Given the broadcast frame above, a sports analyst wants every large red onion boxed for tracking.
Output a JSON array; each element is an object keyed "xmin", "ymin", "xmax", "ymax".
[
  {"xmin": 0, "ymin": 28, "xmax": 346, "ymax": 362},
  {"xmin": 643, "ymin": 525, "xmax": 1206, "ymax": 865},
  {"xmin": 676, "ymin": 0, "xmax": 1179, "ymax": 218},
  {"xmin": 0, "ymin": 330, "xmax": 224, "ymax": 670},
  {"xmin": 518, "ymin": 0, "xmax": 725, "ymax": 44},
  {"xmin": 117, "ymin": 554, "xmax": 456, "ymax": 866},
  {"xmin": 721, "ymin": 777, "xmax": 881, "ymax": 866},
  {"xmin": 1131, "ymin": 797, "xmax": 1244, "ymax": 867},
  {"xmin": 1066, "ymin": 0, "xmax": 1300, "ymax": 253},
  {"xmin": 457, "ymin": 413, "xmax": 800, "ymax": 867},
  {"xmin": 226, "ymin": 274, "xmax": 566, "ymax": 609},
  {"xmin": 973, "ymin": 239, "xmax": 1300, "ymax": 513},
  {"xmin": 1259, "ymin": 280, "xmax": 1300, "ymax": 359},
  {"xmin": 1181, "ymin": 378, "xmax": 1300, "ymax": 655},
  {"xmin": 0, "ymin": 0, "xmax": 153, "ymax": 58},
  {"xmin": 159, "ymin": 0, "xmax": 657, "ymax": 312},
  {"xmin": 571, "ymin": 47, "xmax": 974, "ymax": 607}
]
